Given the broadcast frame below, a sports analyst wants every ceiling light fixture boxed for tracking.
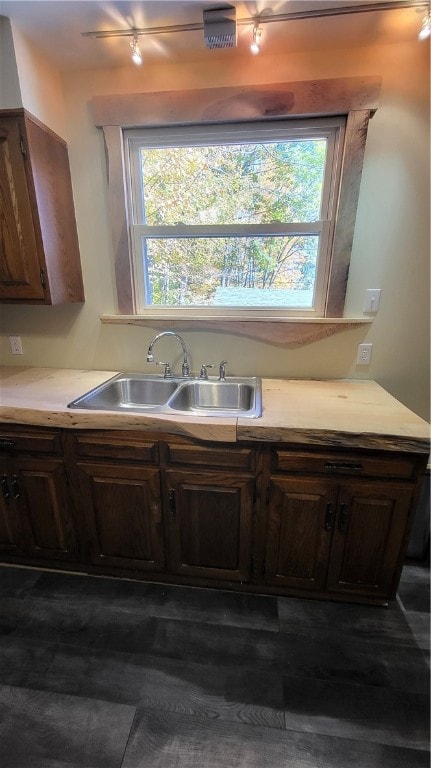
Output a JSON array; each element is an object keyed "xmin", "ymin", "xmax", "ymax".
[
  {"xmin": 250, "ymin": 22, "xmax": 262, "ymax": 54},
  {"xmin": 130, "ymin": 33, "xmax": 142, "ymax": 65},
  {"xmin": 418, "ymin": 3, "xmax": 431, "ymax": 38}
]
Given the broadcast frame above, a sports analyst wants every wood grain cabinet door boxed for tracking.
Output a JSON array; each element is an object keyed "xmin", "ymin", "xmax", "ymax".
[
  {"xmin": 0, "ymin": 459, "xmax": 26, "ymax": 555},
  {"xmin": 326, "ymin": 481, "xmax": 413, "ymax": 599},
  {"xmin": 77, "ymin": 462, "xmax": 165, "ymax": 572},
  {"xmin": 12, "ymin": 457, "xmax": 78, "ymax": 561},
  {"xmin": 0, "ymin": 116, "xmax": 45, "ymax": 300},
  {"xmin": 264, "ymin": 477, "xmax": 337, "ymax": 591},
  {"xmin": 164, "ymin": 470, "xmax": 254, "ymax": 582}
]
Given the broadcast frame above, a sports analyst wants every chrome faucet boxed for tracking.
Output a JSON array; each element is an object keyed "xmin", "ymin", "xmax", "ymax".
[
  {"xmin": 146, "ymin": 331, "xmax": 190, "ymax": 377},
  {"xmin": 219, "ymin": 360, "xmax": 228, "ymax": 381}
]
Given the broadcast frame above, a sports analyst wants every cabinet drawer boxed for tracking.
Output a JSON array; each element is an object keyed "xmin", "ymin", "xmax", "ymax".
[
  {"xmin": 73, "ymin": 432, "xmax": 159, "ymax": 464},
  {"xmin": 0, "ymin": 429, "xmax": 61, "ymax": 456},
  {"xmin": 165, "ymin": 441, "xmax": 256, "ymax": 472},
  {"xmin": 271, "ymin": 449, "xmax": 416, "ymax": 480}
]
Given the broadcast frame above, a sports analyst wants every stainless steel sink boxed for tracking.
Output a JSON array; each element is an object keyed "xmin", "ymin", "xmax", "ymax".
[
  {"xmin": 68, "ymin": 374, "xmax": 262, "ymax": 418},
  {"xmin": 68, "ymin": 375, "xmax": 179, "ymax": 411},
  {"xmin": 169, "ymin": 380, "xmax": 256, "ymax": 415}
]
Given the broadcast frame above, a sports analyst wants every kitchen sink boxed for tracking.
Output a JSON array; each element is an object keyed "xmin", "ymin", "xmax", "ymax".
[{"xmin": 68, "ymin": 374, "xmax": 261, "ymax": 418}]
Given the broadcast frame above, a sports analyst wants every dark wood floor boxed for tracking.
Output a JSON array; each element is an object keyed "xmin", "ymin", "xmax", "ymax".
[{"xmin": 0, "ymin": 562, "xmax": 429, "ymax": 768}]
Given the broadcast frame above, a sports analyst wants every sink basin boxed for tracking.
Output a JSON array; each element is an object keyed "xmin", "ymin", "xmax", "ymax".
[
  {"xmin": 68, "ymin": 374, "xmax": 261, "ymax": 418},
  {"xmin": 68, "ymin": 375, "xmax": 178, "ymax": 411},
  {"xmin": 169, "ymin": 380, "xmax": 257, "ymax": 415}
]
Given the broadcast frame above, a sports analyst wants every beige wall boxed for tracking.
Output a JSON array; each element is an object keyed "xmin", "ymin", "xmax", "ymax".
[
  {"xmin": 0, "ymin": 18, "xmax": 22, "ymax": 108},
  {"xmin": 0, "ymin": 31, "xmax": 429, "ymax": 420}
]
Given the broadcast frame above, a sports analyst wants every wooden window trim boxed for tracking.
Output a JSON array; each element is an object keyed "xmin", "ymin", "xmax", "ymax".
[{"xmin": 93, "ymin": 76, "xmax": 380, "ymax": 333}]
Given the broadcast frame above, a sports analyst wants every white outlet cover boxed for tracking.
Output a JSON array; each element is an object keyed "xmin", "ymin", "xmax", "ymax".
[{"xmin": 357, "ymin": 343, "xmax": 373, "ymax": 365}]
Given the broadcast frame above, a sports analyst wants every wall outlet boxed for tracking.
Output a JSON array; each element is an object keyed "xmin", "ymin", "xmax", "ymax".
[
  {"xmin": 364, "ymin": 289, "xmax": 381, "ymax": 313},
  {"xmin": 9, "ymin": 336, "xmax": 23, "ymax": 355},
  {"xmin": 357, "ymin": 343, "xmax": 373, "ymax": 365}
]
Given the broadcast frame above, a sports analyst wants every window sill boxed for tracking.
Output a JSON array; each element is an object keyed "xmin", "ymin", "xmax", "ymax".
[{"xmin": 100, "ymin": 314, "xmax": 372, "ymax": 346}]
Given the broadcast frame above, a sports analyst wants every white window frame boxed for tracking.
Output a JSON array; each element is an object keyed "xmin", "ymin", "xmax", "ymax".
[{"xmin": 124, "ymin": 118, "xmax": 345, "ymax": 318}]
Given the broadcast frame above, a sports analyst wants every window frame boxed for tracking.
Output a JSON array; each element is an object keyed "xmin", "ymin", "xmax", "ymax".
[
  {"xmin": 93, "ymin": 76, "xmax": 380, "ymax": 339},
  {"xmin": 124, "ymin": 118, "xmax": 345, "ymax": 317}
]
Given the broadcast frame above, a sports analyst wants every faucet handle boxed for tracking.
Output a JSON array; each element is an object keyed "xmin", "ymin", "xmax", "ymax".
[
  {"xmin": 199, "ymin": 363, "xmax": 213, "ymax": 380},
  {"xmin": 219, "ymin": 360, "xmax": 228, "ymax": 381},
  {"xmin": 156, "ymin": 361, "xmax": 173, "ymax": 378}
]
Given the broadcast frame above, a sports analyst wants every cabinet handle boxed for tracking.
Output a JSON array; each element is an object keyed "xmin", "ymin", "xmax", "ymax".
[
  {"xmin": 168, "ymin": 489, "xmax": 176, "ymax": 520},
  {"xmin": 10, "ymin": 475, "xmax": 20, "ymax": 501},
  {"xmin": 324, "ymin": 461, "xmax": 363, "ymax": 473},
  {"xmin": 338, "ymin": 503, "xmax": 349, "ymax": 533},
  {"xmin": 325, "ymin": 502, "xmax": 335, "ymax": 531},
  {"xmin": 0, "ymin": 475, "xmax": 10, "ymax": 502},
  {"xmin": 0, "ymin": 438, "xmax": 15, "ymax": 450}
]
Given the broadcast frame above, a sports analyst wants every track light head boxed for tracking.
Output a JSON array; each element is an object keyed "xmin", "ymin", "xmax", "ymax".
[
  {"xmin": 250, "ymin": 22, "xmax": 262, "ymax": 54},
  {"xmin": 130, "ymin": 33, "xmax": 142, "ymax": 65}
]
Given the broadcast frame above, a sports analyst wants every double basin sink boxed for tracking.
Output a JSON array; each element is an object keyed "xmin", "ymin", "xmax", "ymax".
[{"xmin": 68, "ymin": 373, "xmax": 262, "ymax": 419}]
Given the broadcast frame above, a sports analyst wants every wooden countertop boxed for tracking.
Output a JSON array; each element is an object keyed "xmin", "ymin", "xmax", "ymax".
[{"xmin": 0, "ymin": 367, "xmax": 429, "ymax": 452}]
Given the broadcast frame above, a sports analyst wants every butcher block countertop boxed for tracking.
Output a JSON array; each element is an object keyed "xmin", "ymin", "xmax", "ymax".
[{"xmin": 0, "ymin": 367, "xmax": 429, "ymax": 452}]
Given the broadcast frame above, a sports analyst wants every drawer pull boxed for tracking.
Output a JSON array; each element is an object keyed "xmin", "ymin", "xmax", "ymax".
[
  {"xmin": 324, "ymin": 461, "xmax": 363, "ymax": 473},
  {"xmin": 0, "ymin": 438, "xmax": 15, "ymax": 450},
  {"xmin": 168, "ymin": 489, "xmax": 176, "ymax": 520},
  {"xmin": 338, "ymin": 503, "xmax": 349, "ymax": 533},
  {"xmin": 325, "ymin": 502, "xmax": 335, "ymax": 531},
  {"xmin": 0, "ymin": 475, "xmax": 10, "ymax": 502},
  {"xmin": 10, "ymin": 475, "xmax": 20, "ymax": 501}
]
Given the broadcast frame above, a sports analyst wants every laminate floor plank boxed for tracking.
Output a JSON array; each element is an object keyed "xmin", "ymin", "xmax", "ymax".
[
  {"xmin": 282, "ymin": 674, "xmax": 430, "ymax": 750},
  {"xmin": 0, "ymin": 565, "xmax": 41, "ymax": 598},
  {"xmin": 151, "ymin": 616, "xmax": 429, "ymax": 693},
  {"xmin": 277, "ymin": 595, "xmax": 418, "ymax": 647},
  {"xmin": 397, "ymin": 581, "xmax": 430, "ymax": 613},
  {"xmin": 1, "ymin": 638, "xmax": 284, "ymax": 730},
  {"xmin": 5, "ymin": 596, "xmax": 157, "ymax": 654},
  {"xmin": 29, "ymin": 570, "xmax": 279, "ymax": 631},
  {"xmin": 0, "ymin": 684, "xmax": 135, "ymax": 768},
  {"xmin": 120, "ymin": 708, "xmax": 429, "ymax": 768}
]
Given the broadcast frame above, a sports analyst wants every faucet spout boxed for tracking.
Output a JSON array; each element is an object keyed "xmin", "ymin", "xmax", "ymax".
[{"xmin": 147, "ymin": 331, "xmax": 190, "ymax": 377}]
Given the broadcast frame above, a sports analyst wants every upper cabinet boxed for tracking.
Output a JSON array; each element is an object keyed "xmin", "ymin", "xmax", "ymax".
[{"xmin": 0, "ymin": 109, "xmax": 84, "ymax": 304}]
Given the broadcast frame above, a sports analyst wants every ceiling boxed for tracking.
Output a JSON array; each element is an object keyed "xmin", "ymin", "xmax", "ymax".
[{"xmin": 0, "ymin": 0, "xmax": 428, "ymax": 71}]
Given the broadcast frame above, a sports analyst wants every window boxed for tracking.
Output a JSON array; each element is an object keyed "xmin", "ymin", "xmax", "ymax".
[{"xmin": 125, "ymin": 118, "xmax": 345, "ymax": 317}]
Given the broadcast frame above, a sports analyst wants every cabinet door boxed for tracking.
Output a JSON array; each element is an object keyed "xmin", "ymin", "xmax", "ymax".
[
  {"xmin": 77, "ymin": 462, "xmax": 165, "ymax": 572},
  {"xmin": 164, "ymin": 470, "xmax": 254, "ymax": 582},
  {"xmin": 264, "ymin": 477, "xmax": 337, "ymax": 591},
  {"xmin": 0, "ymin": 116, "xmax": 45, "ymax": 300},
  {"xmin": 13, "ymin": 457, "xmax": 78, "ymax": 561},
  {"xmin": 326, "ymin": 481, "xmax": 412, "ymax": 599},
  {"xmin": 0, "ymin": 459, "xmax": 26, "ymax": 555}
]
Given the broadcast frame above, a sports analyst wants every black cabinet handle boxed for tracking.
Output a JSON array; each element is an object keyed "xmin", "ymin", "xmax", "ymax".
[
  {"xmin": 324, "ymin": 462, "xmax": 363, "ymax": 473},
  {"xmin": 10, "ymin": 475, "xmax": 20, "ymax": 501},
  {"xmin": 0, "ymin": 475, "xmax": 10, "ymax": 502},
  {"xmin": 325, "ymin": 502, "xmax": 335, "ymax": 531},
  {"xmin": 168, "ymin": 489, "xmax": 176, "ymax": 520},
  {"xmin": 0, "ymin": 438, "xmax": 15, "ymax": 450},
  {"xmin": 338, "ymin": 503, "xmax": 349, "ymax": 533}
]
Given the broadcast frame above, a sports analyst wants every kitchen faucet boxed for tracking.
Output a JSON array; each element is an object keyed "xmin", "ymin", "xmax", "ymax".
[{"xmin": 146, "ymin": 331, "xmax": 190, "ymax": 377}]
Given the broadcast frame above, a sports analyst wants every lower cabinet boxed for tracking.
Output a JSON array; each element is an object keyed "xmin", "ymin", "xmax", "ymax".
[
  {"xmin": 75, "ymin": 462, "xmax": 165, "ymax": 572},
  {"xmin": 163, "ymin": 469, "xmax": 254, "ymax": 582},
  {"xmin": 264, "ymin": 473, "xmax": 415, "ymax": 600},
  {"xmin": 0, "ymin": 426, "xmax": 426, "ymax": 604},
  {"xmin": 0, "ymin": 454, "xmax": 77, "ymax": 561}
]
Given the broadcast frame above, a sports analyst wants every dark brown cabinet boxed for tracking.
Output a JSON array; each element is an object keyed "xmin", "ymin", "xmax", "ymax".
[
  {"xmin": 0, "ymin": 426, "xmax": 426, "ymax": 605},
  {"xmin": 326, "ymin": 481, "xmax": 413, "ymax": 598},
  {"xmin": 163, "ymin": 469, "xmax": 254, "ymax": 582},
  {"xmin": 0, "ymin": 109, "xmax": 84, "ymax": 304},
  {"xmin": 264, "ymin": 475, "xmax": 413, "ymax": 600},
  {"xmin": 75, "ymin": 461, "xmax": 165, "ymax": 573},
  {"xmin": 0, "ymin": 432, "xmax": 78, "ymax": 561}
]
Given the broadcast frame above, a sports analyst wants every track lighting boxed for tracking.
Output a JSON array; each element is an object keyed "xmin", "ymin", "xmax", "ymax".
[
  {"xmin": 250, "ymin": 22, "xmax": 262, "ymax": 54},
  {"xmin": 418, "ymin": 5, "xmax": 431, "ymax": 39},
  {"xmin": 130, "ymin": 34, "xmax": 142, "ymax": 65}
]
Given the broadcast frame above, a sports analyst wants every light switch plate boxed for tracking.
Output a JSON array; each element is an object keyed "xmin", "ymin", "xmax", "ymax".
[{"xmin": 364, "ymin": 289, "xmax": 381, "ymax": 313}]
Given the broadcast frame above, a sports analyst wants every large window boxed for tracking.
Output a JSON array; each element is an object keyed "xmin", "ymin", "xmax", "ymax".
[{"xmin": 125, "ymin": 118, "xmax": 345, "ymax": 317}]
